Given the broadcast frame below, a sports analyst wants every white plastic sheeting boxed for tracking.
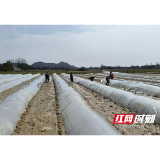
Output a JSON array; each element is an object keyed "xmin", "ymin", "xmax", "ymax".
[
  {"xmin": 74, "ymin": 73, "xmax": 160, "ymax": 89},
  {"xmin": 62, "ymin": 73, "xmax": 160, "ymax": 124},
  {"xmin": 0, "ymin": 74, "xmax": 23, "ymax": 81},
  {"xmin": 0, "ymin": 75, "xmax": 45, "ymax": 135},
  {"xmin": 77, "ymin": 73, "xmax": 160, "ymax": 87},
  {"xmin": 0, "ymin": 74, "xmax": 40, "ymax": 93},
  {"xmin": 82, "ymin": 72, "xmax": 160, "ymax": 85},
  {"xmin": 111, "ymin": 77, "xmax": 160, "ymax": 87},
  {"xmin": 102, "ymin": 70, "xmax": 160, "ymax": 80},
  {"xmin": 0, "ymin": 74, "xmax": 22, "ymax": 81},
  {"xmin": 101, "ymin": 79, "xmax": 160, "ymax": 98},
  {"xmin": 115, "ymin": 76, "xmax": 160, "ymax": 83},
  {"xmin": 0, "ymin": 74, "xmax": 12, "ymax": 78},
  {"xmin": 0, "ymin": 74, "xmax": 32, "ymax": 85},
  {"xmin": 53, "ymin": 73, "xmax": 121, "ymax": 135}
]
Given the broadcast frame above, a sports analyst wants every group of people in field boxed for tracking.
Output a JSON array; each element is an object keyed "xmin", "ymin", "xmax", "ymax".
[
  {"xmin": 69, "ymin": 71, "xmax": 114, "ymax": 86},
  {"xmin": 45, "ymin": 71, "xmax": 114, "ymax": 85}
]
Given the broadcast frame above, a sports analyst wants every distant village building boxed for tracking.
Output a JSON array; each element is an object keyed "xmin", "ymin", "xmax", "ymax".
[
  {"xmin": 13, "ymin": 66, "xmax": 21, "ymax": 70},
  {"xmin": 154, "ymin": 65, "xmax": 160, "ymax": 68},
  {"xmin": 12, "ymin": 63, "xmax": 21, "ymax": 70}
]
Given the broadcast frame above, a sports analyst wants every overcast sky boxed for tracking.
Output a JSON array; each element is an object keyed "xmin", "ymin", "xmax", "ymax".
[{"xmin": 0, "ymin": 25, "xmax": 160, "ymax": 67}]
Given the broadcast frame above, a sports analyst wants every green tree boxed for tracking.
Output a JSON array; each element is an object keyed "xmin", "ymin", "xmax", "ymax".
[
  {"xmin": 3, "ymin": 61, "xmax": 14, "ymax": 71},
  {"xmin": 0, "ymin": 64, "xmax": 7, "ymax": 71},
  {"xmin": 15, "ymin": 58, "xmax": 31, "ymax": 70}
]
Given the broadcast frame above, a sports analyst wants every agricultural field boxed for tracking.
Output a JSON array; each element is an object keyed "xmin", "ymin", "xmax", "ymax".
[
  {"xmin": 0, "ymin": 69, "xmax": 101, "ymax": 75},
  {"xmin": 106, "ymin": 68, "xmax": 160, "ymax": 74},
  {"xmin": 1, "ymin": 68, "xmax": 160, "ymax": 75},
  {"xmin": 1, "ymin": 69, "xmax": 160, "ymax": 135}
]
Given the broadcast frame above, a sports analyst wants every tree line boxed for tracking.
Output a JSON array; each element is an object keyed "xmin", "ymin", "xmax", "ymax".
[
  {"xmin": 0, "ymin": 58, "xmax": 31, "ymax": 71},
  {"xmin": 0, "ymin": 61, "xmax": 14, "ymax": 71},
  {"xmin": 100, "ymin": 62, "xmax": 160, "ymax": 70},
  {"xmin": 9, "ymin": 58, "xmax": 32, "ymax": 70}
]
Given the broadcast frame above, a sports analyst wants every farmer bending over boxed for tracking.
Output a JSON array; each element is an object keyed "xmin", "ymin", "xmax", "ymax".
[
  {"xmin": 89, "ymin": 76, "xmax": 94, "ymax": 81},
  {"xmin": 106, "ymin": 75, "xmax": 110, "ymax": 85}
]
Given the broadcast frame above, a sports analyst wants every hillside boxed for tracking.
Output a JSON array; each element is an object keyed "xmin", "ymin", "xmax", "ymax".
[{"xmin": 32, "ymin": 61, "xmax": 77, "ymax": 69}]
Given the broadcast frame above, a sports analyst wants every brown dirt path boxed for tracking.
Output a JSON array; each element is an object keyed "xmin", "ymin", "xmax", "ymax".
[{"xmin": 13, "ymin": 76, "xmax": 65, "ymax": 135}]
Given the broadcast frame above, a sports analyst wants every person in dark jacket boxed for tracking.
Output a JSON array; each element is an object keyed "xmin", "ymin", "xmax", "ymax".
[
  {"xmin": 106, "ymin": 75, "xmax": 110, "ymax": 85},
  {"xmin": 45, "ymin": 72, "xmax": 49, "ymax": 82},
  {"xmin": 70, "ymin": 72, "xmax": 73, "ymax": 83},
  {"xmin": 89, "ymin": 76, "xmax": 94, "ymax": 81}
]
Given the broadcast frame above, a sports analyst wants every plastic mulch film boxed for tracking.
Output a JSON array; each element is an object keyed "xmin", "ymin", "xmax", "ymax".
[
  {"xmin": 53, "ymin": 73, "xmax": 121, "ymax": 135},
  {"xmin": 102, "ymin": 70, "xmax": 160, "ymax": 80},
  {"xmin": 0, "ymin": 74, "xmax": 12, "ymax": 78},
  {"xmin": 0, "ymin": 75, "xmax": 45, "ymax": 135},
  {"xmin": 100, "ymin": 79, "xmax": 160, "ymax": 98},
  {"xmin": 61, "ymin": 73, "xmax": 160, "ymax": 124},
  {"xmin": 76, "ymin": 73, "xmax": 160, "ymax": 88},
  {"xmin": 0, "ymin": 74, "xmax": 32, "ymax": 85},
  {"xmin": 114, "ymin": 76, "xmax": 160, "ymax": 83},
  {"xmin": 0, "ymin": 74, "xmax": 40, "ymax": 93},
  {"xmin": 0, "ymin": 74, "xmax": 23, "ymax": 81}
]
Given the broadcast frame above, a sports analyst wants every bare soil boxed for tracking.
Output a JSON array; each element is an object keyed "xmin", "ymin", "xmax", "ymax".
[{"xmin": 13, "ymin": 76, "xmax": 65, "ymax": 135}]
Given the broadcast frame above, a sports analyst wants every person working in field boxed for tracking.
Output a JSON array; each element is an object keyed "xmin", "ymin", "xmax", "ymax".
[
  {"xmin": 106, "ymin": 75, "xmax": 110, "ymax": 85},
  {"xmin": 89, "ymin": 76, "xmax": 94, "ymax": 81},
  {"xmin": 110, "ymin": 71, "xmax": 114, "ymax": 79},
  {"xmin": 106, "ymin": 71, "xmax": 114, "ymax": 85},
  {"xmin": 70, "ymin": 72, "xmax": 73, "ymax": 83},
  {"xmin": 45, "ymin": 72, "xmax": 50, "ymax": 82}
]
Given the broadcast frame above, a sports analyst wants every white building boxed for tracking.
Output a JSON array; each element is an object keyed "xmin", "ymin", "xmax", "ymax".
[{"xmin": 13, "ymin": 66, "xmax": 21, "ymax": 70}]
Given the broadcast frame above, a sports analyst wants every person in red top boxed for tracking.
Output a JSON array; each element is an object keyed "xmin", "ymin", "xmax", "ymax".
[{"xmin": 110, "ymin": 71, "xmax": 114, "ymax": 79}]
